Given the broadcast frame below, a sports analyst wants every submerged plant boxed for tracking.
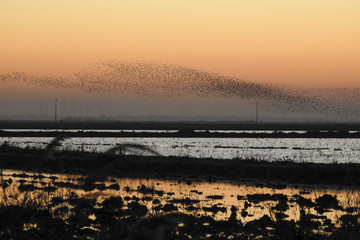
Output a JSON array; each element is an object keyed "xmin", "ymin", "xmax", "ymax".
[
  {"xmin": 105, "ymin": 143, "xmax": 162, "ymax": 156},
  {"xmin": 44, "ymin": 135, "xmax": 71, "ymax": 161}
]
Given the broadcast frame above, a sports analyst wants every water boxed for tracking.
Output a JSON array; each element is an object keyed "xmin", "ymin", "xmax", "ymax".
[
  {"xmin": 1, "ymin": 129, "xmax": 178, "ymax": 133},
  {"xmin": 1, "ymin": 129, "xmax": 309, "ymax": 134},
  {"xmin": 1, "ymin": 169, "xmax": 359, "ymax": 224},
  {"xmin": 1, "ymin": 135, "xmax": 360, "ymax": 163}
]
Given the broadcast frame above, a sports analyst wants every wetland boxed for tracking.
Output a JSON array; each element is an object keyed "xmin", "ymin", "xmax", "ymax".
[{"xmin": 1, "ymin": 122, "xmax": 360, "ymax": 239}]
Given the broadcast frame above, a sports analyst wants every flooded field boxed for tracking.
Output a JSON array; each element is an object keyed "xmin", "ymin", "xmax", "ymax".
[
  {"xmin": 2, "ymin": 136, "xmax": 360, "ymax": 163},
  {"xmin": 1, "ymin": 170, "xmax": 360, "ymax": 239},
  {"xmin": 1, "ymin": 131, "xmax": 360, "ymax": 239}
]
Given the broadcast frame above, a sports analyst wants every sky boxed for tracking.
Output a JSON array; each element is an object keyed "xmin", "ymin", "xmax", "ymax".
[{"xmin": 1, "ymin": 0, "xmax": 360, "ymax": 87}]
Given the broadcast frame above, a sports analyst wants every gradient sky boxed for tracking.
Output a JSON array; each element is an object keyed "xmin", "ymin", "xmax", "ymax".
[{"xmin": 1, "ymin": 0, "xmax": 360, "ymax": 87}]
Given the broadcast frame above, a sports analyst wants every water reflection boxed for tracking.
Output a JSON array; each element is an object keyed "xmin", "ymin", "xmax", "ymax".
[{"xmin": 1, "ymin": 169, "xmax": 360, "ymax": 225}]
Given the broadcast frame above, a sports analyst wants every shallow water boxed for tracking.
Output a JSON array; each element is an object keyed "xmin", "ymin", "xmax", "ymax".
[
  {"xmin": 1, "ymin": 129, "xmax": 179, "ymax": 133},
  {"xmin": 1, "ymin": 136, "xmax": 360, "ymax": 163},
  {"xmin": 1, "ymin": 169, "xmax": 359, "ymax": 224}
]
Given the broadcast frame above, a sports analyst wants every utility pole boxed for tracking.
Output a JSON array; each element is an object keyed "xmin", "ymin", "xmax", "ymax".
[
  {"xmin": 40, "ymin": 97, "xmax": 43, "ymax": 117},
  {"xmin": 55, "ymin": 98, "xmax": 58, "ymax": 121},
  {"xmin": 63, "ymin": 98, "xmax": 66, "ymax": 118},
  {"xmin": 72, "ymin": 97, "xmax": 76, "ymax": 117},
  {"xmin": 255, "ymin": 100, "xmax": 259, "ymax": 123}
]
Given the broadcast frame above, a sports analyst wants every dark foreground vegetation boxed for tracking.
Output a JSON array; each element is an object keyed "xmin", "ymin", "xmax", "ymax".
[
  {"xmin": 1, "ymin": 173, "xmax": 360, "ymax": 240},
  {"xmin": 1, "ymin": 188, "xmax": 360, "ymax": 240},
  {"xmin": 1, "ymin": 143, "xmax": 360, "ymax": 239}
]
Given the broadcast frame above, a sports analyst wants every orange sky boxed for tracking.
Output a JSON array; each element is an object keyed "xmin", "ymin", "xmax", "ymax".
[{"xmin": 1, "ymin": 0, "xmax": 359, "ymax": 87}]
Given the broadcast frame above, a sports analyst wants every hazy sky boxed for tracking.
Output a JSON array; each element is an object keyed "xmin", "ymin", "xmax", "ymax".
[{"xmin": 1, "ymin": 0, "xmax": 359, "ymax": 87}]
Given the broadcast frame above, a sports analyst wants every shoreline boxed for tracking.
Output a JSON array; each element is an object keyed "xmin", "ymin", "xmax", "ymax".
[
  {"xmin": 3, "ymin": 120, "xmax": 360, "ymax": 131},
  {"xmin": 1, "ymin": 130, "xmax": 360, "ymax": 138}
]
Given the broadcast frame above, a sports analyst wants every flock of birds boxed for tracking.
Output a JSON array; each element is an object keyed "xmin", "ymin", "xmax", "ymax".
[{"xmin": 0, "ymin": 60, "xmax": 359, "ymax": 116}]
